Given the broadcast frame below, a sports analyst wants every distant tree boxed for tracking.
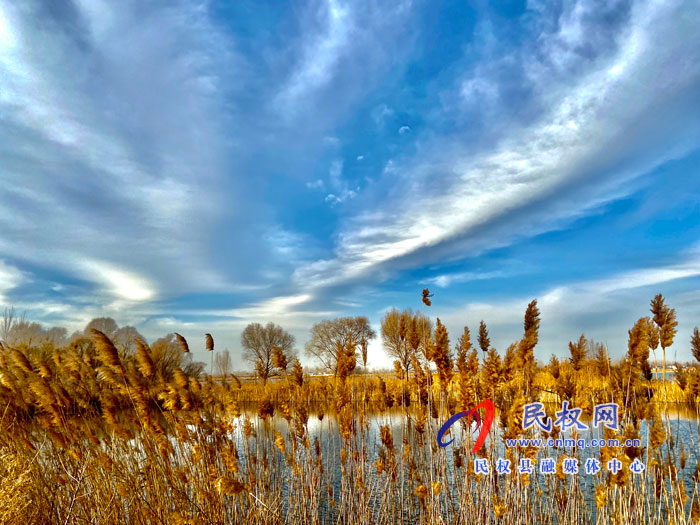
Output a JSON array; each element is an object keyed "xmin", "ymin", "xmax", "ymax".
[
  {"xmin": 0, "ymin": 308, "xmax": 67, "ymax": 348},
  {"xmin": 12, "ymin": 321, "xmax": 67, "ymax": 347},
  {"xmin": 380, "ymin": 308, "xmax": 430, "ymax": 375},
  {"xmin": 150, "ymin": 334, "xmax": 204, "ymax": 379},
  {"xmin": 0, "ymin": 307, "xmax": 15, "ymax": 341},
  {"xmin": 305, "ymin": 316, "xmax": 376, "ymax": 375},
  {"xmin": 78, "ymin": 318, "xmax": 145, "ymax": 357},
  {"xmin": 112, "ymin": 325, "xmax": 145, "ymax": 354},
  {"xmin": 241, "ymin": 322, "xmax": 296, "ymax": 383},
  {"xmin": 215, "ymin": 350, "xmax": 233, "ymax": 382},
  {"xmin": 84, "ymin": 318, "xmax": 118, "ymax": 338},
  {"xmin": 44, "ymin": 327, "xmax": 68, "ymax": 346}
]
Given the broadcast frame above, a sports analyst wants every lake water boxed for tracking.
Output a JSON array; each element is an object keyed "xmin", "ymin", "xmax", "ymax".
[{"xmin": 224, "ymin": 403, "xmax": 700, "ymax": 522}]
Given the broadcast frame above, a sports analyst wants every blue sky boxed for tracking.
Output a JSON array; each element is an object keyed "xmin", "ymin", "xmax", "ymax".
[{"xmin": 1, "ymin": 0, "xmax": 699, "ymax": 368}]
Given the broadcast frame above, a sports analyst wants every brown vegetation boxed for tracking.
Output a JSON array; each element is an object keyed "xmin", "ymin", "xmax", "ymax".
[{"xmin": 0, "ymin": 294, "xmax": 698, "ymax": 523}]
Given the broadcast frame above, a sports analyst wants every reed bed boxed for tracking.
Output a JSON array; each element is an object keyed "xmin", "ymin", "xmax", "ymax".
[{"xmin": 0, "ymin": 294, "xmax": 699, "ymax": 524}]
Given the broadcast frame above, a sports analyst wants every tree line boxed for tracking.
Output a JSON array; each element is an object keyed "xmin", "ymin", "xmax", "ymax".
[{"xmin": 3, "ymin": 292, "xmax": 698, "ymax": 388}]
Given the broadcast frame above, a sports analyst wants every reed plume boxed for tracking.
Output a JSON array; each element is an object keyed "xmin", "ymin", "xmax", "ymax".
[
  {"xmin": 90, "ymin": 329, "xmax": 124, "ymax": 375},
  {"xmin": 174, "ymin": 332, "xmax": 190, "ymax": 353},
  {"xmin": 134, "ymin": 338, "xmax": 155, "ymax": 379}
]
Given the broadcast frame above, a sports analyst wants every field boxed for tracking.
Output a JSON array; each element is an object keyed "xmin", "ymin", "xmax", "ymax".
[{"xmin": 0, "ymin": 298, "xmax": 699, "ymax": 524}]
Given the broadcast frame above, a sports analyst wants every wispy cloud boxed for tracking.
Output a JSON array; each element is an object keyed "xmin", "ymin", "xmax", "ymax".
[
  {"xmin": 293, "ymin": 0, "xmax": 700, "ymax": 291},
  {"xmin": 371, "ymin": 104, "xmax": 394, "ymax": 127},
  {"xmin": 324, "ymin": 160, "xmax": 359, "ymax": 205},
  {"xmin": 424, "ymin": 270, "xmax": 515, "ymax": 288},
  {"xmin": 170, "ymin": 294, "xmax": 338, "ymax": 335},
  {"xmin": 275, "ymin": 0, "xmax": 352, "ymax": 111},
  {"xmin": 0, "ymin": 260, "xmax": 22, "ymax": 303},
  {"xmin": 78, "ymin": 260, "xmax": 156, "ymax": 303},
  {"xmin": 0, "ymin": 0, "xmax": 237, "ymax": 305},
  {"xmin": 2, "ymin": 0, "xmax": 699, "ymax": 370},
  {"xmin": 439, "ymin": 248, "xmax": 700, "ymax": 360}
]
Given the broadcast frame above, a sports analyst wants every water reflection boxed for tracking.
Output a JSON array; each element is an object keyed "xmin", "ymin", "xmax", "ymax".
[{"xmin": 227, "ymin": 402, "xmax": 700, "ymax": 512}]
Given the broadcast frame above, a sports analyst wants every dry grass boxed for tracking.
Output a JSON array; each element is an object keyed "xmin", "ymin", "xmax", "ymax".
[{"xmin": 0, "ymin": 301, "xmax": 699, "ymax": 524}]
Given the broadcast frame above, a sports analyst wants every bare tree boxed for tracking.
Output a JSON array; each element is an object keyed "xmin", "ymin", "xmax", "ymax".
[
  {"xmin": 1, "ymin": 307, "xmax": 16, "ymax": 343},
  {"xmin": 44, "ymin": 327, "xmax": 68, "ymax": 346},
  {"xmin": 150, "ymin": 333, "xmax": 205, "ymax": 379},
  {"xmin": 215, "ymin": 350, "xmax": 233, "ymax": 383},
  {"xmin": 0, "ymin": 308, "xmax": 67, "ymax": 347},
  {"xmin": 113, "ymin": 325, "xmax": 145, "ymax": 354},
  {"xmin": 241, "ymin": 322, "xmax": 296, "ymax": 383},
  {"xmin": 84, "ymin": 318, "xmax": 118, "ymax": 338},
  {"xmin": 14, "ymin": 321, "xmax": 44, "ymax": 346},
  {"xmin": 305, "ymin": 316, "xmax": 376, "ymax": 374},
  {"xmin": 380, "ymin": 308, "xmax": 430, "ymax": 374}
]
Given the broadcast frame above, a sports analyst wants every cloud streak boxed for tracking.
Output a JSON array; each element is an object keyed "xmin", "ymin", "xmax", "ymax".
[
  {"xmin": 438, "ymin": 248, "xmax": 700, "ymax": 360},
  {"xmin": 294, "ymin": 0, "xmax": 700, "ymax": 290},
  {"xmin": 0, "ymin": 0, "xmax": 237, "ymax": 306},
  {"xmin": 2, "ymin": 0, "xmax": 699, "ymax": 369}
]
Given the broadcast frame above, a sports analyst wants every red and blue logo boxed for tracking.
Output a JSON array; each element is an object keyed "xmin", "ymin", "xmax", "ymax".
[{"xmin": 437, "ymin": 399, "xmax": 495, "ymax": 453}]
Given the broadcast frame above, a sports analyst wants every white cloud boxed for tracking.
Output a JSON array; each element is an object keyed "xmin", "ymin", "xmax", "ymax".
[
  {"xmin": 198, "ymin": 294, "xmax": 337, "ymax": 331},
  {"xmin": 263, "ymin": 225, "xmax": 323, "ymax": 264},
  {"xmin": 438, "ymin": 251, "xmax": 700, "ymax": 360},
  {"xmin": 0, "ymin": 6, "xmax": 15, "ymax": 50},
  {"xmin": 276, "ymin": 0, "xmax": 352, "ymax": 109},
  {"xmin": 79, "ymin": 260, "xmax": 156, "ymax": 302},
  {"xmin": 425, "ymin": 269, "xmax": 513, "ymax": 288},
  {"xmin": 0, "ymin": 0, "xmax": 237, "ymax": 302},
  {"xmin": 371, "ymin": 103, "xmax": 394, "ymax": 126},
  {"xmin": 0, "ymin": 260, "xmax": 22, "ymax": 302},
  {"xmin": 306, "ymin": 179, "xmax": 326, "ymax": 190},
  {"xmin": 461, "ymin": 77, "xmax": 499, "ymax": 105},
  {"xmin": 292, "ymin": 0, "xmax": 700, "ymax": 290},
  {"xmin": 323, "ymin": 159, "xmax": 359, "ymax": 205}
]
